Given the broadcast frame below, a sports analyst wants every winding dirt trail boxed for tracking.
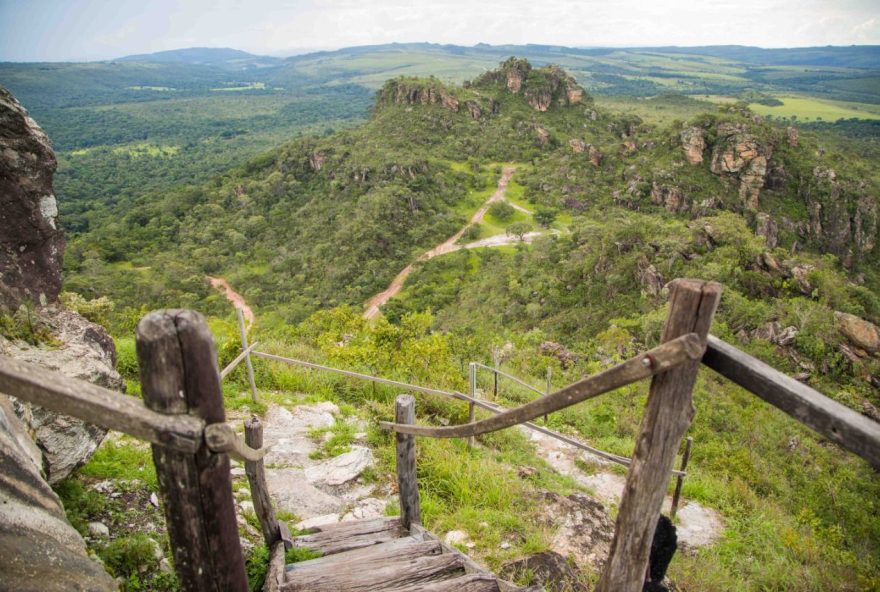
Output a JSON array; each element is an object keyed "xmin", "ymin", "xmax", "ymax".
[
  {"xmin": 363, "ymin": 166, "xmax": 516, "ymax": 319},
  {"xmin": 208, "ymin": 276, "xmax": 255, "ymax": 327}
]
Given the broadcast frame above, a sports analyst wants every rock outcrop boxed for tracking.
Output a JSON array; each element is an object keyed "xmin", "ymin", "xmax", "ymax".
[
  {"xmin": 378, "ymin": 78, "xmax": 460, "ymax": 112},
  {"xmin": 650, "ymin": 182, "xmax": 690, "ymax": 213},
  {"xmin": 803, "ymin": 167, "xmax": 877, "ymax": 265},
  {"xmin": 709, "ymin": 122, "xmax": 772, "ymax": 210},
  {"xmin": 680, "ymin": 126, "xmax": 706, "ymax": 165},
  {"xmin": 3, "ymin": 306, "xmax": 123, "ymax": 483},
  {"xmin": 0, "ymin": 87, "xmax": 64, "ymax": 307},
  {"xmin": 0, "ymin": 88, "xmax": 123, "ymax": 587},
  {"xmin": 756, "ymin": 212, "xmax": 778, "ymax": 248},
  {"xmin": 0, "ymin": 394, "xmax": 117, "ymax": 591},
  {"xmin": 475, "ymin": 58, "xmax": 588, "ymax": 112}
]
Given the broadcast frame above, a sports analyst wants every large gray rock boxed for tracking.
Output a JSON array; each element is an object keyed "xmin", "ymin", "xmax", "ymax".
[
  {"xmin": 0, "ymin": 87, "xmax": 64, "ymax": 307},
  {"xmin": 0, "ymin": 394, "xmax": 116, "ymax": 591},
  {"xmin": 3, "ymin": 306, "xmax": 123, "ymax": 483}
]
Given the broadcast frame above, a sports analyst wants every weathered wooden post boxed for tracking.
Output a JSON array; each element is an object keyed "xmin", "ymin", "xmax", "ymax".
[
  {"xmin": 492, "ymin": 350, "xmax": 499, "ymax": 400},
  {"xmin": 244, "ymin": 416, "xmax": 280, "ymax": 545},
  {"xmin": 468, "ymin": 362, "xmax": 477, "ymax": 449},
  {"xmin": 596, "ymin": 279, "xmax": 720, "ymax": 592},
  {"xmin": 670, "ymin": 436, "xmax": 693, "ymax": 519},
  {"xmin": 545, "ymin": 366, "xmax": 552, "ymax": 424},
  {"xmin": 236, "ymin": 307, "xmax": 259, "ymax": 402},
  {"xmin": 395, "ymin": 394, "xmax": 421, "ymax": 530},
  {"xmin": 136, "ymin": 309, "xmax": 248, "ymax": 592}
]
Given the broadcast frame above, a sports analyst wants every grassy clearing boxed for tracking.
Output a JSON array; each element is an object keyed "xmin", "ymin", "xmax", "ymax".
[
  {"xmin": 111, "ymin": 143, "xmax": 180, "ymax": 158},
  {"xmin": 748, "ymin": 95, "xmax": 880, "ymax": 122},
  {"xmin": 210, "ymin": 82, "xmax": 267, "ymax": 91}
]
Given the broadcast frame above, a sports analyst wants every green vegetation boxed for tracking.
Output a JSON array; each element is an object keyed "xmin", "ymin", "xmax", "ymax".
[
  {"xmin": 18, "ymin": 51, "xmax": 879, "ymax": 590},
  {"xmin": 748, "ymin": 95, "xmax": 880, "ymax": 122}
]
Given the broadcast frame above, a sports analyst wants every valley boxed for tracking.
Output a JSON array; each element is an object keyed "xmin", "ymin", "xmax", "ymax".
[{"xmin": 2, "ymin": 43, "xmax": 880, "ymax": 591}]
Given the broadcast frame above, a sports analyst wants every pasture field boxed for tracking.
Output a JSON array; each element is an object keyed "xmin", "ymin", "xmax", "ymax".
[{"xmin": 748, "ymin": 95, "xmax": 880, "ymax": 121}]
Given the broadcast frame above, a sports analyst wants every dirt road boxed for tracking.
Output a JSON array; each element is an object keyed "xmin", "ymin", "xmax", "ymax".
[
  {"xmin": 363, "ymin": 166, "xmax": 516, "ymax": 319},
  {"xmin": 208, "ymin": 276, "xmax": 255, "ymax": 327}
]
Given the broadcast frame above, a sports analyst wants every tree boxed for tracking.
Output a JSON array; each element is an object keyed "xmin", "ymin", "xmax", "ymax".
[
  {"xmin": 534, "ymin": 207, "xmax": 557, "ymax": 227},
  {"xmin": 506, "ymin": 222, "xmax": 534, "ymax": 241},
  {"xmin": 489, "ymin": 201, "xmax": 515, "ymax": 221}
]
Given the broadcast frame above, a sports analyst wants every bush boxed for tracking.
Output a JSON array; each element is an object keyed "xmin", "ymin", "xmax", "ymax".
[{"xmin": 489, "ymin": 201, "xmax": 515, "ymax": 221}]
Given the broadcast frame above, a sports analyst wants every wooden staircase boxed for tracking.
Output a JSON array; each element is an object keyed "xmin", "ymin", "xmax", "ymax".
[{"xmin": 281, "ymin": 516, "xmax": 536, "ymax": 592}]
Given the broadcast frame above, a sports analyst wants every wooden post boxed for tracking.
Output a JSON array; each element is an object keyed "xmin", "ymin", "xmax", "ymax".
[
  {"xmin": 395, "ymin": 395, "xmax": 421, "ymax": 530},
  {"xmin": 597, "ymin": 279, "xmax": 720, "ymax": 592},
  {"xmin": 468, "ymin": 363, "xmax": 477, "ymax": 449},
  {"xmin": 545, "ymin": 366, "xmax": 552, "ymax": 424},
  {"xmin": 670, "ymin": 436, "xmax": 692, "ymax": 519},
  {"xmin": 244, "ymin": 416, "xmax": 281, "ymax": 546},
  {"xmin": 136, "ymin": 309, "xmax": 248, "ymax": 592},
  {"xmin": 236, "ymin": 307, "xmax": 259, "ymax": 403},
  {"xmin": 493, "ymin": 351, "xmax": 499, "ymax": 400}
]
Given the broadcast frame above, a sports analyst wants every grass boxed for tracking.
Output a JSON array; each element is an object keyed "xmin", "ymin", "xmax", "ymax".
[
  {"xmin": 747, "ymin": 95, "xmax": 880, "ymax": 122},
  {"xmin": 79, "ymin": 435, "xmax": 158, "ymax": 491},
  {"xmin": 111, "ymin": 143, "xmax": 180, "ymax": 158}
]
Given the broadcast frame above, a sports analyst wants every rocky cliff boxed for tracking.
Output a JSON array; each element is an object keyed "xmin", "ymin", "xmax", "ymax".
[
  {"xmin": 0, "ymin": 87, "xmax": 65, "ymax": 307},
  {"xmin": 0, "ymin": 88, "xmax": 122, "ymax": 589},
  {"xmin": 677, "ymin": 117, "xmax": 878, "ymax": 265}
]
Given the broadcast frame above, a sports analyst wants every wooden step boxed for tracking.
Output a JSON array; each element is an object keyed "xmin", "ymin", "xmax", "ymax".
[
  {"xmin": 388, "ymin": 573, "xmax": 502, "ymax": 592},
  {"xmin": 281, "ymin": 546, "xmax": 465, "ymax": 591},
  {"xmin": 286, "ymin": 536, "xmax": 440, "ymax": 573},
  {"xmin": 291, "ymin": 516, "xmax": 406, "ymax": 556}
]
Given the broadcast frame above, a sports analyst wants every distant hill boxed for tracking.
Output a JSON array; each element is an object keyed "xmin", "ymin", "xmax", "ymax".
[{"xmin": 116, "ymin": 47, "xmax": 282, "ymax": 70}]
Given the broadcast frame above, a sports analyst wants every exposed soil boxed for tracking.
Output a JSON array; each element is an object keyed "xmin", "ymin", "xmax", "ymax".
[
  {"xmin": 363, "ymin": 166, "xmax": 516, "ymax": 319},
  {"xmin": 207, "ymin": 276, "xmax": 255, "ymax": 327}
]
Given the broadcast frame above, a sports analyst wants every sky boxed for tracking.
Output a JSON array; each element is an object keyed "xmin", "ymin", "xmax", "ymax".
[{"xmin": 1, "ymin": 0, "xmax": 878, "ymax": 62}]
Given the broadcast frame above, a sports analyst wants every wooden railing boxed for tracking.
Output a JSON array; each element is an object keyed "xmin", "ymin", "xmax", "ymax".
[
  {"xmin": 379, "ymin": 279, "xmax": 880, "ymax": 592},
  {"xmin": 2, "ymin": 280, "xmax": 879, "ymax": 592}
]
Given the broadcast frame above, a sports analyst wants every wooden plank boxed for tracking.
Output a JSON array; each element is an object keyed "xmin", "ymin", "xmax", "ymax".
[
  {"xmin": 597, "ymin": 279, "xmax": 721, "ymax": 592},
  {"xmin": 263, "ymin": 540, "xmax": 286, "ymax": 592},
  {"xmin": 410, "ymin": 524, "xmax": 490, "ymax": 575},
  {"xmin": 220, "ymin": 341, "xmax": 260, "ymax": 379},
  {"xmin": 380, "ymin": 333, "xmax": 704, "ymax": 439},
  {"xmin": 703, "ymin": 335, "xmax": 880, "ymax": 469},
  {"xmin": 281, "ymin": 552, "xmax": 464, "ymax": 592},
  {"xmin": 390, "ymin": 574, "xmax": 501, "ymax": 592},
  {"xmin": 287, "ymin": 537, "xmax": 439, "ymax": 572},
  {"xmin": 245, "ymin": 416, "xmax": 281, "ymax": 546},
  {"xmin": 292, "ymin": 516, "xmax": 405, "ymax": 556},
  {"xmin": 236, "ymin": 307, "xmax": 259, "ymax": 401},
  {"xmin": 396, "ymin": 395, "xmax": 421, "ymax": 530},
  {"xmin": 0, "ymin": 356, "xmax": 204, "ymax": 453},
  {"xmin": 137, "ymin": 309, "xmax": 248, "ymax": 592}
]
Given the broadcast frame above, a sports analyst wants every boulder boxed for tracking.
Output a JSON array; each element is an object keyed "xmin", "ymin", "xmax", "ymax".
[
  {"xmin": 588, "ymin": 144, "xmax": 602, "ymax": 167},
  {"xmin": 568, "ymin": 139, "xmax": 586, "ymax": 153},
  {"xmin": 0, "ymin": 87, "xmax": 64, "ymax": 307},
  {"xmin": 0, "ymin": 394, "xmax": 117, "ymax": 591},
  {"xmin": 787, "ymin": 126, "xmax": 799, "ymax": 147},
  {"xmin": 3, "ymin": 307, "xmax": 123, "ymax": 483},
  {"xmin": 501, "ymin": 551, "xmax": 587, "ymax": 592},
  {"xmin": 834, "ymin": 312, "xmax": 880, "ymax": 353}
]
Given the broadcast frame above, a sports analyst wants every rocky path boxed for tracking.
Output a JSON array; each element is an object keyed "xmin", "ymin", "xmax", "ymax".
[
  {"xmin": 363, "ymin": 167, "xmax": 516, "ymax": 319},
  {"xmin": 232, "ymin": 403, "xmax": 390, "ymax": 531},
  {"xmin": 524, "ymin": 428, "xmax": 724, "ymax": 550},
  {"xmin": 207, "ymin": 276, "xmax": 255, "ymax": 327}
]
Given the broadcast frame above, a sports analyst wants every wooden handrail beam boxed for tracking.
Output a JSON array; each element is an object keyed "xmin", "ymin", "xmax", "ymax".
[
  {"xmin": 220, "ymin": 341, "xmax": 260, "ymax": 379},
  {"xmin": 703, "ymin": 334, "xmax": 880, "ymax": 469},
  {"xmin": 379, "ymin": 333, "xmax": 705, "ymax": 439},
  {"xmin": 0, "ymin": 355, "xmax": 204, "ymax": 453}
]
